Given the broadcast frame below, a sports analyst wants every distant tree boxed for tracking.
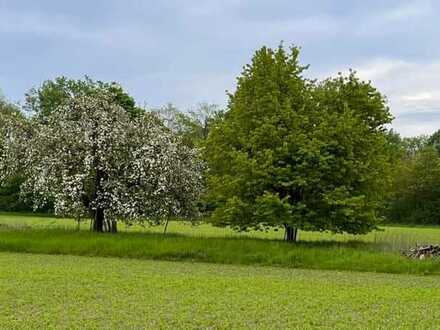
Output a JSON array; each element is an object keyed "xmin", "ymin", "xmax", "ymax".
[
  {"xmin": 427, "ymin": 129, "xmax": 440, "ymax": 154},
  {"xmin": 383, "ymin": 129, "xmax": 405, "ymax": 162},
  {"xmin": 12, "ymin": 91, "xmax": 203, "ymax": 232},
  {"xmin": 153, "ymin": 103, "xmax": 224, "ymax": 217},
  {"xmin": 186, "ymin": 103, "xmax": 225, "ymax": 143},
  {"xmin": 205, "ymin": 45, "xmax": 393, "ymax": 241},
  {"xmin": 387, "ymin": 147, "xmax": 440, "ymax": 224},
  {"xmin": 384, "ymin": 129, "xmax": 440, "ymax": 224},
  {"xmin": 154, "ymin": 103, "xmax": 182, "ymax": 132},
  {"xmin": 401, "ymin": 135, "xmax": 429, "ymax": 157},
  {"xmin": 155, "ymin": 103, "xmax": 224, "ymax": 147},
  {"xmin": 25, "ymin": 76, "xmax": 144, "ymax": 119}
]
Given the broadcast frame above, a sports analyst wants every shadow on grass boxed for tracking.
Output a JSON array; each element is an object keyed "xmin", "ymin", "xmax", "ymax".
[{"xmin": 0, "ymin": 224, "xmax": 387, "ymax": 253}]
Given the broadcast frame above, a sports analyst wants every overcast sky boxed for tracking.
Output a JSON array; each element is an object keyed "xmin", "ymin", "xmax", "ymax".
[{"xmin": 0, "ymin": 0, "xmax": 438, "ymax": 136}]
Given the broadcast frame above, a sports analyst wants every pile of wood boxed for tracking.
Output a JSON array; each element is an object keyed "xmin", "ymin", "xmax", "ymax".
[{"xmin": 403, "ymin": 245, "xmax": 440, "ymax": 260}]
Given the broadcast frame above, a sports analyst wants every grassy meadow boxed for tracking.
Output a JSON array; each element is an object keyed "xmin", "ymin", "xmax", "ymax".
[
  {"xmin": 1, "ymin": 213, "xmax": 440, "ymax": 328},
  {"xmin": 1, "ymin": 252, "xmax": 440, "ymax": 329},
  {"xmin": 2, "ymin": 212, "xmax": 440, "ymax": 248},
  {"xmin": 0, "ymin": 213, "xmax": 440, "ymax": 275}
]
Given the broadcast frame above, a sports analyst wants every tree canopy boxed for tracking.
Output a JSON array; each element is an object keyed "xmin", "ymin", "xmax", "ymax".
[
  {"xmin": 25, "ymin": 76, "xmax": 143, "ymax": 119},
  {"xmin": 12, "ymin": 90, "xmax": 203, "ymax": 232},
  {"xmin": 427, "ymin": 129, "xmax": 440, "ymax": 154},
  {"xmin": 387, "ymin": 146, "xmax": 440, "ymax": 225},
  {"xmin": 384, "ymin": 129, "xmax": 440, "ymax": 225},
  {"xmin": 205, "ymin": 45, "xmax": 393, "ymax": 240}
]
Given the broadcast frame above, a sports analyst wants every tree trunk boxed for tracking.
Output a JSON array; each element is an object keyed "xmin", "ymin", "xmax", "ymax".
[
  {"xmin": 163, "ymin": 218, "xmax": 170, "ymax": 234},
  {"xmin": 91, "ymin": 164, "xmax": 106, "ymax": 232},
  {"xmin": 110, "ymin": 220, "xmax": 117, "ymax": 233},
  {"xmin": 284, "ymin": 225, "xmax": 298, "ymax": 242},
  {"xmin": 92, "ymin": 208, "xmax": 104, "ymax": 232}
]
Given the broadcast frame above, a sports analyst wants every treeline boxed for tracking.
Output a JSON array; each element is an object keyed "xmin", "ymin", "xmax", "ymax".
[
  {"xmin": 385, "ymin": 131, "xmax": 440, "ymax": 225},
  {"xmin": 0, "ymin": 44, "xmax": 436, "ymax": 239}
]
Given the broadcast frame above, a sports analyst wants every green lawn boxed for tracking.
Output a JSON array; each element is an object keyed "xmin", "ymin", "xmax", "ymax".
[
  {"xmin": 1, "ymin": 213, "xmax": 440, "ymax": 328},
  {"xmin": 1, "ymin": 252, "xmax": 439, "ymax": 329}
]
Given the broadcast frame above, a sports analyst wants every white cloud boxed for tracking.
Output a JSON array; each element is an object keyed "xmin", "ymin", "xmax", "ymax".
[
  {"xmin": 355, "ymin": 0, "xmax": 432, "ymax": 36},
  {"xmin": 181, "ymin": 0, "xmax": 242, "ymax": 17},
  {"xmin": 272, "ymin": 15, "xmax": 340, "ymax": 35},
  {"xmin": 402, "ymin": 92, "xmax": 435, "ymax": 102},
  {"xmin": 355, "ymin": 59, "xmax": 410, "ymax": 81},
  {"xmin": 0, "ymin": 8, "xmax": 158, "ymax": 50},
  {"xmin": 321, "ymin": 58, "xmax": 440, "ymax": 137},
  {"xmin": 381, "ymin": 1, "xmax": 432, "ymax": 21},
  {"xmin": 0, "ymin": 9, "xmax": 94, "ymax": 40},
  {"xmin": 123, "ymin": 70, "xmax": 234, "ymax": 110},
  {"xmin": 392, "ymin": 122, "xmax": 435, "ymax": 137}
]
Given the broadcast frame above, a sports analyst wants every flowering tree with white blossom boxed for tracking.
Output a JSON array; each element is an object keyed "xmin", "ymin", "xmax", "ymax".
[
  {"xmin": 19, "ymin": 91, "xmax": 203, "ymax": 232},
  {"xmin": 0, "ymin": 100, "xmax": 28, "ymax": 184}
]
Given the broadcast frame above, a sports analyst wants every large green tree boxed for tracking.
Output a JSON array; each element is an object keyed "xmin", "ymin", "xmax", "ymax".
[{"xmin": 205, "ymin": 45, "xmax": 393, "ymax": 241}]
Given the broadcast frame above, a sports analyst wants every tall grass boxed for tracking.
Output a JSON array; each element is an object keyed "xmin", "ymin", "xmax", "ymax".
[
  {"xmin": 0, "ymin": 227, "xmax": 439, "ymax": 275},
  {"xmin": 2, "ymin": 212, "xmax": 440, "ymax": 250}
]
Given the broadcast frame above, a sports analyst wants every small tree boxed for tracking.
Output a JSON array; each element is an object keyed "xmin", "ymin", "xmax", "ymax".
[
  {"xmin": 205, "ymin": 45, "xmax": 392, "ymax": 241},
  {"xmin": 17, "ymin": 91, "xmax": 203, "ymax": 232},
  {"xmin": 155, "ymin": 103, "xmax": 224, "ymax": 148},
  {"xmin": 402, "ymin": 135, "xmax": 429, "ymax": 157}
]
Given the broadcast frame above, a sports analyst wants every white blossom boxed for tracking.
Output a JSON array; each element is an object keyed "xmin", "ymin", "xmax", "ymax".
[{"xmin": 17, "ymin": 92, "xmax": 203, "ymax": 228}]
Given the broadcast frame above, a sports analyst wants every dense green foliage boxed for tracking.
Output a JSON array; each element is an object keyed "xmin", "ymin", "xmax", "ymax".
[
  {"xmin": 0, "ymin": 175, "xmax": 31, "ymax": 211},
  {"xmin": 25, "ymin": 76, "xmax": 144, "ymax": 118},
  {"xmin": 428, "ymin": 129, "xmax": 440, "ymax": 154},
  {"xmin": 206, "ymin": 45, "xmax": 392, "ymax": 238},
  {"xmin": 388, "ymin": 146, "xmax": 440, "ymax": 224},
  {"xmin": 383, "ymin": 128, "xmax": 440, "ymax": 225}
]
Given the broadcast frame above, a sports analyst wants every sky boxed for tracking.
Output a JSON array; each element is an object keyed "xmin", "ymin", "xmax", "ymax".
[{"xmin": 0, "ymin": 0, "xmax": 439, "ymax": 137}]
